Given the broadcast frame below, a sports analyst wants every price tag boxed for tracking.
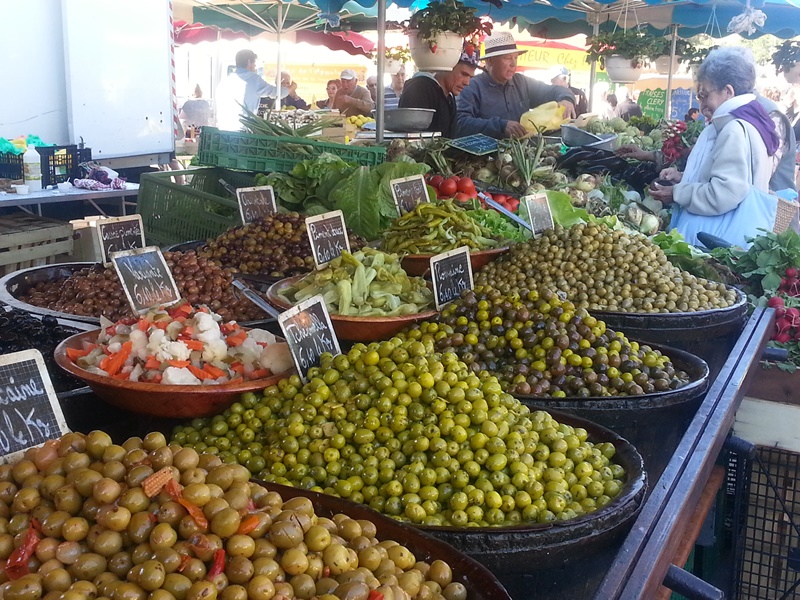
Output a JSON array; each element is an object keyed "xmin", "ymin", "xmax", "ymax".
[
  {"xmin": 0, "ymin": 350, "xmax": 69, "ymax": 464},
  {"xmin": 95, "ymin": 215, "xmax": 147, "ymax": 266},
  {"xmin": 111, "ymin": 247, "xmax": 181, "ymax": 314},
  {"xmin": 305, "ymin": 210, "xmax": 350, "ymax": 267},
  {"xmin": 522, "ymin": 193, "xmax": 554, "ymax": 236},
  {"xmin": 430, "ymin": 246, "xmax": 473, "ymax": 310},
  {"xmin": 390, "ymin": 175, "xmax": 429, "ymax": 215},
  {"xmin": 236, "ymin": 185, "xmax": 277, "ymax": 224},
  {"xmin": 278, "ymin": 295, "xmax": 341, "ymax": 383},
  {"xmin": 448, "ymin": 134, "xmax": 499, "ymax": 156}
]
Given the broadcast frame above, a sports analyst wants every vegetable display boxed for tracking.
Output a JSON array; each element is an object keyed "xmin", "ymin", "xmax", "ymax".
[
  {"xmin": 173, "ymin": 338, "xmax": 628, "ymax": 527},
  {"xmin": 382, "ymin": 200, "xmax": 502, "ymax": 255},
  {"xmin": 68, "ymin": 305, "xmax": 292, "ymax": 385},
  {"xmin": 277, "ymin": 248, "xmax": 434, "ymax": 317},
  {"xmin": 0, "ymin": 431, "xmax": 470, "ymax": 600},
  {"xmin": 477, "ymin": 223, "xmax": 738, "ymax": 313}
]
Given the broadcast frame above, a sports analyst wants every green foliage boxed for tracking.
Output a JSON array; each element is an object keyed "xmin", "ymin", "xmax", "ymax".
[
  {"xmin": 586, "ymin": 30, "xmax": 665, "ymax": 69},
  {"xmin": 772, "ymin": 40, "xmax": 800, "ymax": 75},
  {"xmin": 407, "ymin": 0, "xmax": 492, "ymax": 46}
]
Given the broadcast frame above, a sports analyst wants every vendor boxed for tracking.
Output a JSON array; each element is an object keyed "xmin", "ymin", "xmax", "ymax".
[
  {"xmin": 333, "ymin": 69, "xmax": 375, "ymax": 117},
  {"xmin": 455, "ymin": 32, "xmax": 576, "ymax": 139},
  {"xmin": 398, "ymin": 45, "xmax": 479, "ymax": 138}
]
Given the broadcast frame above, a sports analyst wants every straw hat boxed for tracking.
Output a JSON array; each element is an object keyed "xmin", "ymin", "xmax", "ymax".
[{"xmin": 481, "ymin": 32, "xmax": 526, "ymax": 60}]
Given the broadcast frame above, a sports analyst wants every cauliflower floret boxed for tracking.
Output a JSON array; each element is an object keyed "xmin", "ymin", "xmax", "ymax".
[
  {"xmin": 107, "ymin": 342, "xmax": 122, "ymax": 355},
  {"xmin": 166, "ymin": 320, "xmax": 184, "ymax": 340},
  {"xmin": 259, "ymin": 343, "xmax": 293, "ymax": 375},
  {"xmin": 161, "ymin": 367, "xmax": 201, "ymax": 385},
  {"xmin": 234, "ymin": 337, "xmax": 262, "ymax": 366},
  {"xmin": 202, "ymin": 339, "xmax": 228, "ymax": 364},
  {"xmin": 159, "ymin": 341, "xmax": 192, "ymax": 362},
  {"xmin": 128, "ymin": 329, "xmax": 149, "ymax": 360},
  {"xmin": 248, "ymin": 329, "xmax": 278, "ymax": 345},
  {"xmin": 195, "ymin": 312, "xmax": 222, "ymax": 345},
  {"xmin": 147, "ymin": 329, "xmax": 166, "ymax": 356}
]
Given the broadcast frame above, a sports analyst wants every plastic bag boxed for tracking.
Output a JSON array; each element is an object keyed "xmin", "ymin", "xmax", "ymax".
[{"xmin": 520, "ymin": 102, "xmax": 568, "ymax": 133}]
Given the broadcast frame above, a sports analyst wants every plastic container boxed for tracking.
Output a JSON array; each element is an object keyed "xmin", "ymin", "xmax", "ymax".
[
  {"xmin": 137, "ymin": 167, "xmax": 254, "ymax": 246},
  {"xmin": 197, "ymin": 126, "xmax": 386, "ymax": 173},
  {"xmin": 23, "ymin": 144, "xmax": 42, "ymax": 191},
  {"xmin": 0, "ymin": 144, "xmax": 92, "ymax": 187}
]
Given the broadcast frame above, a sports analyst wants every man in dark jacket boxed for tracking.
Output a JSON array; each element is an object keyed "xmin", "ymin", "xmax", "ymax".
[{"xmin": 398, "ymin": 47, "xmax": 479, "ymax": 138}]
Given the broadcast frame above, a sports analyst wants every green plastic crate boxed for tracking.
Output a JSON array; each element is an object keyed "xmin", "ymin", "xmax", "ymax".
[
  {"xmin": 137, "ymin": 168, "xmax": 255, "ymax": 246},
  {"xmin": 196, "ymin": 127, "xmax": 386, "ymax": 173}
]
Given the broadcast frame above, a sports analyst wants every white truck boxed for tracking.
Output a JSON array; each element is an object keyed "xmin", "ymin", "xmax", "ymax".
[{"xmin": 0, "ymin": 0, "xmax": 175, "ymax": 169}]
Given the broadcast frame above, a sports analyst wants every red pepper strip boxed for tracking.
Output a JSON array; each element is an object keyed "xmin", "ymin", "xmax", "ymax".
[
  {"xmin": 184, "ymin": 340, "xmax": 204, "ymax": 351},
  {"xmin": 66, "ymin": 347, "xmax": 92, "ymax": 361},
  {"xmin": 183, "ymin": 326, "xmax": 195, "ymax": 336},
  {"xmin": 187, "ymin": 365, "xmax": 214, "ymax": 381},
  {"xmin": 167, "ymin": 360, "xmax": 191, "ymax": 368},
  {"xmin": 30, "ymin": 519, "xmax": 43, "ymax": 534},
  {"xmin": 249, "ymin": 368, "xmax": 271, "ymax": 380},
  {"xmin": 236, "ymin": 515, "xmax": 260, "ymax": 535},
  {"xmin": 206, "ymin": 549, "xmax": 226, "ymax": 581},
  {"xmin": 165, "ymin": 479, "xmax": 208, "ymax": 531},
  {"xmin": 368, "ymin": 592, "xmax": 385, "ymax": 600},
  {"xmin": 177, "ymin": 553, "xmax": 192, "ymax": 572},
  {"xmin": 226, "ymin": 332, "xmax": 246, "ymax": 347},
  {"xmin": 145, "ymin": 356, "xmax": 161, "ymax": 370},
  {"xmin": 179, "ymin": 303, "xmax": 193, "ymax": 315},
  {"xmin": 103, "ymin": 341, "xmax": 133, "ymax": 376},
  {"xmin": 204, "ymin": 364, "xmax": 227, "ymax": 379},
  {"xmin": 5, "ymin": 523, "xmax": 40, "ymax": 580},
  {"xmin": 246, "ymin": 499, "xmax": 256, "ymax": 512},
  {"xmin": 147, "ymin": 513, "xmax": 159, "ymax": 523},
  {"xmin": 230, "ymin": 362, "xmax": 245, "ymax": 374},
  {"xmin": 137, "ymin": 319, "xmax": 150, "ymax": 331}
]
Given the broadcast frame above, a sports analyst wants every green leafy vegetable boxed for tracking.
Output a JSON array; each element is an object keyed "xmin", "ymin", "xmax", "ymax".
[
  {"xmin": 330, "ymin": 167, "xmax": 382, "ymax": 240},
  {"xmin": 373, "ymin": 161, "xmax": 430, "ymax": 220},
  {"xmin": 544, "ymin": 190, "xmax": 619, "ymax": 229},
  {"xmin": 466, "ymin": 208, "xmax": 527, "ymax": 243}
]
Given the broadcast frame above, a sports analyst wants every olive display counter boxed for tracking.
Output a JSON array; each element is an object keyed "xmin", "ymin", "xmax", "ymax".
[{"xmin": 50, "ymin": 307, "xmax": 774, "ymax": 599}]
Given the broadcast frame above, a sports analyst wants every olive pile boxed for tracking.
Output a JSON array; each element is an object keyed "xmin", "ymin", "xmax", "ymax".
[
  {"xmin": 173, "ymin": 339, "xmax": 627, "ymax": 528},
  {"xmin": 19, "ymin": 251, "xmax": 265, "ymax": 323},
  {"xmin": 398, "ymin": 286, "xmax": 690, "ymax": 397},
  {"xmin": 0, "ymin": 309, "xmax": 84, "ymax": 393},
  {"xmin": 199, "ymin": 213, "xmax": 365, "ymax": 278},
  {"xmin": 0, "ymin": 431, "xmax": 468, "ymax": 600},
  {"xmin": 476, "ymin": 223, "xmax": 738, "ymax": 313}
]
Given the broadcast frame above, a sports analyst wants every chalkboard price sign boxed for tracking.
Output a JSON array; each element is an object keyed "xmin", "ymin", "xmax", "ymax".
[
  {"xmin": 0, "ymin": 349, "xmax": 69, "ymax": 464},
  {"xmin": 278, "ymin": 295, "xmax": 341, "ymax": 383},
  {"xmin": 522, "ymin": 193, "xmax": 554, "ymax": 236},
  {"xmin": 95, "ymin": 215, "xmax": 147, "ymax": 265},
  {"xmin": 111, "ymin": 247, "xmax": 182, "ymax": 314},
  {"xmin": 448, "ymin": 134, "xmax": 499, "ymax": 156},
  {"xmin": 236, "ymin": 186, "xmax": 277, "ymax": 224},
  {"xmin": 305, "ymin": 211, "xmax": 351, "ymax": 267},
  {"xmin": 390, "ymin": 175, "xmax": 429, "ymax": 215},
  {"xmin": 430, "ymin": 246, "xmax": 473, "ymax": 310}
]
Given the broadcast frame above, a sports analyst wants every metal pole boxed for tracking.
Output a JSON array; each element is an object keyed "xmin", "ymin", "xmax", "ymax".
[
  {"xmin": 588, "ymin": 20, "xmax": 599, "ymax": 112},
  {"xmin": 376, "ymin": 0, "xmax": 386, "ymax": 143},
  {"xmin": 665, "ymin": 24, "xmax": 678, "ymax": 120},
  {"xmin": 275, "ymin": 4, "xmax": 283, "ymax": 105}
]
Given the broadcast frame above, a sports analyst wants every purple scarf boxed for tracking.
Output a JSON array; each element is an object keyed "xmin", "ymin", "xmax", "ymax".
[{"xmin": 731, "ymin": 100, "xmax": 780, "ymax": 156}]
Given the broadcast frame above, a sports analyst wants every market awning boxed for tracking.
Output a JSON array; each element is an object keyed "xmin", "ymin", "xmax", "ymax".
[
  {"xmin": 174, "ymin": 19, "xmax": 249, "ymax": 44},
  {"xmin": 295, "ymin": 29, "xmax": 375, "ymax": 56}
]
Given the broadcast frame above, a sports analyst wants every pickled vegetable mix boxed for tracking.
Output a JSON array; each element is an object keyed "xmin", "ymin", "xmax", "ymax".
[{"xmin": 68, "ymin": 304, "xmax": 293, "ymax": 384}]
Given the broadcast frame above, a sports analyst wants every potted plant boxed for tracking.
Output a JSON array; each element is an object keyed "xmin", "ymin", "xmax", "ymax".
[
  {"xmin": 654, "ymin": 38, "xmax": 697, "ymax": 75},
  {"xmin": 382, "ymin": 46, "xmax": 412, "ymax": 74},
  {"xmin": 586, "ymin": 30, "xmax": 663, "ymax": 83},
  {"xmin": 684, "ymin": 44, "xmax": 719, "ymax": 78},
  {"xmin": 406, "ymin": 0, "xmax": 492, "ymax": 72},
  {"xmin": 772, "ymin": 41, "xmax": 800, "ymax": 84}
]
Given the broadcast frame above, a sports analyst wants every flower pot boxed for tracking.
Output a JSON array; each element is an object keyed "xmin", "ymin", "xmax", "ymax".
[
  {"xmin": 385, "ymin": 59, "xmax": 404, "ymax": 75},
  {"xmin": 605, "ymin": 55, "xmax": 642, "ymax": 83},
  {"xmin": 655, "ymin": 55, "xmax": 682, "ymax": 75},
  {"xmin": 690, "ymin": 64, "xmax": 700, "ymax": 79},
  {"xmin": 408, "ymin": 31, "xmax": 463, "ymax": 72}
]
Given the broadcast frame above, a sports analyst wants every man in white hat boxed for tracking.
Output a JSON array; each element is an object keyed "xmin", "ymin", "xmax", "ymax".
[
  {"xmin": 333, "ymin": 69, "xmax": 375, "ymax": 117},
  {"xmin": 456, "ymin": 32, "xmax": 576, "ymax": 138},
  {"xmin": 398, "ymin": 45, "xmax": 480, "ymax": 138}
]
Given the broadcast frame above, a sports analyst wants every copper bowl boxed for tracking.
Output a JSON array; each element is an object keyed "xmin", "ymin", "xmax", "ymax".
[
  {"xmin": 265, "ymin": 275, "xmax": 437, "ymax": 342},
  {"xmin": 54, "ymin": 330, "xmax": 293, "ymax": 418},
  {"xmin": 400, "ymin": 246, "xmax": 509, "ymax": 277}
]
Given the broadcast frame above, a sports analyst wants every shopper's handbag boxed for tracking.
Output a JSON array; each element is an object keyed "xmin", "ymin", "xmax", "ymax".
[{"xmin": 671, "ymin": 121, "xmax": 778, "ymax": 249}]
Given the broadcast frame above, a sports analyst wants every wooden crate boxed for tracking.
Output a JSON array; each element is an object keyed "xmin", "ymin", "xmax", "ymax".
[
  {"xmin": 0, "ymin": 213, "xmax": 73, "ymax": 275},
  {"xmin": 318, "ymin": 116, "xmax": 358, "ymax": 144}
]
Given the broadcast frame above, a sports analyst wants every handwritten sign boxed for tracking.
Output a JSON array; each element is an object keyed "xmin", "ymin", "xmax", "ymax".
[
  {"xmin": 522, "ymin": 193, "xmax": 554, "ymax": 236},
  {"xmin": 430, "ymin": 246, "xmax": 473, "ymax": 310},
  {"xmin": 449, "ymin": 134, "xmax": 499, "ymax": 156},
  {"xmin": 111, "ymin": 247, "xmax": 181, "ymax": 314},
  {"xmin": 305, "ymin": 211, "xmax": 351, "ymax": 267},
  {"xmin": 637, "ymin": 88, "xmax": 667, "ymax": 121},
  {"xmin": 0, "ymin": 350, "xmax": 69, "ymax": 464},
  {"xmin": 278, "ymin": 295, "xmax": 341, "ymax": 383},
  {"xmin": 95, "ymin": 215, "xmax": 146, "ymax": 265},
  {"xmin": 236, "ymin": 186, "xmax": 277, "ymax": 224},
  {"xmin": 390, "ymin": 175, "xmax": 429, "ymax": 215}
]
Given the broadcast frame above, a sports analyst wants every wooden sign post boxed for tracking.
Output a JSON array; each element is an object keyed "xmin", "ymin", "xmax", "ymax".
[
  {"xmin": 95, "ymin": 215, "xmax": 146, "ymax": 265},
  {"xmin": 111, "ymin": 247, "xmax": 181, "ymax": 314},
  {"xmin": 390, "ymin": 174, "xmax": 429, "ymax": 215},
  {"xmin": 0, "ymin": 350, "xmax": 69, "ymax": 464},
  {"xmin": 236, "ymin": 185, "xmax": 278, "ymax": 224},
  {"xmin": 430, "ymin": 246, "xmax": 473, "ymax": 310},
  {"xmin": 305, "ymin": 210, "xmax": 350, "ymax": 267},
  {"xmin": 278, "ymin": 295, "xmax": 341, "ymax": 383}
]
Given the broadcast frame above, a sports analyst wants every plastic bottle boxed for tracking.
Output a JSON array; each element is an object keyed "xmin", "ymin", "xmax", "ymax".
[{"xmin": 23, "ymin": 144, "xmax": 42, "ymax": 192}]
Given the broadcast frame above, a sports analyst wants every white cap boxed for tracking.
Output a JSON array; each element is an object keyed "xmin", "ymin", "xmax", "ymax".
[{"xmin": 340, "ymin": 69, "xmax": 357, "ymax": 80}]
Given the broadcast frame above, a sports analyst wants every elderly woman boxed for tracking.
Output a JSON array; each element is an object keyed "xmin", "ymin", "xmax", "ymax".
[{"xmin": 651, "ymin": 47, "xmax": 780, "ymax": 248}]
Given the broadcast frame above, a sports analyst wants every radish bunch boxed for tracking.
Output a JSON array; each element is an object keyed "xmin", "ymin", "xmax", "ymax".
[{"xmin": 768, "ymin": 295, "xmax": 800, "ymax": 343}]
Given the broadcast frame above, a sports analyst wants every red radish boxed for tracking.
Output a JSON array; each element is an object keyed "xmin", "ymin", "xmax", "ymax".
[
  {"xmin": 776, "ymin": 317, "xmax": 793, "ymax": 333},
  {"xmin": 786, "ymin": 267, "xmax": 798, "ymax": 278},
  {"xmin": 776, "ymin": 307, "xmax": 787, "ymax": 318},
  {"xmin": 768, "ymin": 296, "xmax": 785, "ymax": 308},
  {"xmin": 775, "ymin": 332, "xmax": 792, "ymax": 343}
]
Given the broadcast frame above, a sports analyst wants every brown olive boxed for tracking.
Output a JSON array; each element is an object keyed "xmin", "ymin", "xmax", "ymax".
[
  {"xmin": 108, "ymin": 551, "xmax": 135, "ymax": 578},
  {"xmin": 172, "ymin": 448, "xmax": 200, "ymax": 472},
  {"xmin": 137, "ymin": 560, "xmax": 166, "ymax": 591},
  {"xmin": 149, "ymin": 523, "xmax": 178, "ymax": 549},
  {"xmin": 40, "ymin": 475, "xmax": 66, "ymax": 501},
  {"xmin": 86, "ymin": 431, "xmax": 113, "ymax": 460},
  {"xmin": 182, "ymin": 559, "xmax": 207, "ymax": 583},
  {"xmin": 149, "ymin": 447, "xmax": 173, "ymax": 471},
  {"xmin": 42, "ymin": 568, "xmax": 72, "ymax": 593},
  {"xmin": 268, "ymin": 519, "xmax": 302, "ymax": 549},
  {"xmin": 251, "ymin": 558, "xmax": 282, "ymax": 581},
  {"xmin": 185, "ymin": 580, "xmax": 216, "ymax": 600},
  {"xmin": 55, "ymin": 541, "xmax": 83, "ymax": 565},
  {"xmin": 162, "ymin": 574, "xmax": 192, "ymax": 600},
  {"xmin": 4, "ymin": 575, "xmax": 43, "ymax": 600},
  {"xmin": 62, "ymin": 516, "xmax": 90, "ymax": 541},
  {"xmin": 179, "ymin": 468, "xmax": 206, "ymax": 487},
  {"xmin": 127, "ymin": 465, "xmax": 155, "ymax": 489},
  {"xmin": 93, "ymin": 478, "xmax": 123, "ymax": 504},
  {"xmin": 210, "ymin": 509, "xmax": 240, "ymax": 539},
  {"xmin": 113, "ymin": 582, "xmax": 147, "ymax": 600},
  {"xmin": 102, "ymin": 445, "xmax": 127, "ymax": 463},
  {"xmin": 91, "ymin": 529, "xmax": 124, "ymax": 558},
  {"xmin": 69, "ymin": 552, "xmax": 107, "ymax": 581},
  {"xmin": 34, "ymin": 537, "xmax": 58, "ymax": 563},
  {"xmin": 11, "ymin": 460, "xmax": 38, "ymax": 485},
  {"xmin": 70, "ymin": 469, "xmax": 102, "ymax": 498},
  {"xmin": 120, "ymin": 489, "xmax": 150, "ymax": 514},
  {"xmin": 157, "ymin": 502, "xmax": 187, "ymax": 527},
  {"xmin": 54, "ymin": 486, "xmax": 82, "ymax": 515},
  {"xmin": 69, "ymin": 580, "xmax": 97, "ymax": 598},
  {"xmin": 142, "ymin": 432, "xmax": 167, "ymax": 453},
  {"xmin": 12, "ymin": 487, "xmax": 41, "ymax": 513},
  {"xmin": 219, "ymin": 585, "xmax": 247, "ymax": 600},
  {"xmin": 224, "ymin": 556, "xmax": 254, "ymax": 585},
  {"xmin": 97, "ymin": 506, "xmax": 132, "ymax": 532}
]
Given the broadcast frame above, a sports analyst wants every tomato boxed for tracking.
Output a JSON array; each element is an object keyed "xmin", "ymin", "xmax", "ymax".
[
  {"xmin": 429, "ymin": 175, "xmax": 444, "ymax": 189},
  {"xmin": 457, "ymin": 178, "xmax": 476, "ymax": 194},
  {"xmin": 454, "ymin": 193, "xmax": 472, "ymax": 203},
  {"xmin": 507, "ymin": 198, "xmax": 520, "ymax": 212},
  {"xmin": 493, "ymin": 194, "xmax": 507, "ymax": 204},
  {"xmin": 439, "ymin": 178, "xmax": 458, "ymax": 197}
]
